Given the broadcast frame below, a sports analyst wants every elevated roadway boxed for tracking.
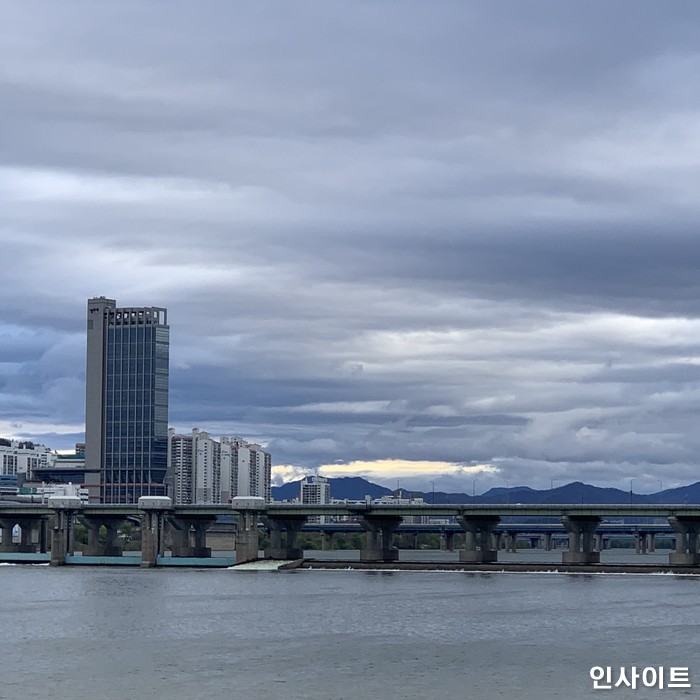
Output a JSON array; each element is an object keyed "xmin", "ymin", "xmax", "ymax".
[{"xmin": 0, "ymin": 501, "xmax": 697, "ymax": 566}]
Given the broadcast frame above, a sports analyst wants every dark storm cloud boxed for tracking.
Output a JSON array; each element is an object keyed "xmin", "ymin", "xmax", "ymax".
[{"xmin": 2, "ymin": 1, "xmax": 700, "ymax": 490}]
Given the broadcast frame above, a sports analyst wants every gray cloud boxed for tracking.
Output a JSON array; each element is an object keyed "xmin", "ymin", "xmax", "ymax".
[{"xmin": 2, "ymin": 2, "xmax": 700, "ymax": 491}]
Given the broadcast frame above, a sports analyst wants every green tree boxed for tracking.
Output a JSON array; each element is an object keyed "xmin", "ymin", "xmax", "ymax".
[{"xmin": 73, "ymin": 523, "xmax": 88, "ymax": 546}]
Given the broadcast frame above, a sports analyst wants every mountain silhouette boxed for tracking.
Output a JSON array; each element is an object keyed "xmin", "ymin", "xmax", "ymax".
[{"xmin": 271, "ymin": 477, "xmax": 700, "ymax": 504}]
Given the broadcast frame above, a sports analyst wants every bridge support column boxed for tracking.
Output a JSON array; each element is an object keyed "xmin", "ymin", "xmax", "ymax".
[
  {"xmin": 562, "ymin": 516, "xmax": 601, "ymax": 564},
  {"xmin": 18, "ymin": 520, "xmax": 36, "ymax": 551},
  {"xmin": 507, "ymin": 531, "xmax": 517, "ymax": 553},
  {"xmin": 169, "ymin": 520, "xmax": 190, "ymax": 555},
  {"xmin": 440, "ymin": 531, "xmax": 454, "ymax": 551},
  {"xmin": 50, "ymin": 509, "xmax": 77, "ymax": 566},
  {"xmin": 635, "ymin": 532, "xmax": 648, "ymax": 555},
  {"xmin": 81, "ymin": 517, "xmax": 124, "ymax": 557},
  {"xmin": 545, "ymin": 533, "xmax": 553, "ymax": 551},
  {"xmin": 140, "ymin": 510, "xmax": 167, "ymax": 567},
  {"xmin": 0, "ymin": 519, "xmax": 13, "ymax": 551},
  {"xmin": 0, "ymin": 518, "xmax": 41, "ymax": 553},
  {"xmin": 594, "ymin": 534, "xmax": 603, "ymax": 553},
  {"xmin": 38, "ymin": 518, "xmax": 48, "ymax": 553},
  {"xmin": 457, "ymin": 515, "xmax": 499, "ymax": 563},
  {"xmin": 234, "ymin": 511, "xmax": 260, "ymax": 563},
  {"xmin": 192, "ymin": 522, "xmax": 210, "ymax": 554},
  {"xmin": 647, "ymin": 533, "xmax": 655, "ymax": 552},
  {"xmin": 668, "ymin": 517, "xmax": 700, "ymax": 566},
  {"xmin": 168, "ymin": 516, "xmax": 215, "ymax": 558},
  {"xmin": 360, "ymin": 515, "xmax": 402, "ymax": 562},
  {"xmin": 264, "ymin": 515, "xmax": 307, "ymax": 560}
]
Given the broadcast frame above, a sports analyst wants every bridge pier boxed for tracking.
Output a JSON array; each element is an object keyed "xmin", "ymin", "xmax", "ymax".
[
  {"xmin": 50, "ymin": 509, "xmax": 79, "ymax": 565},
  {"xmin": 668, "ymin": 517, "xmax": 700, "ymax": 566},
  {"xmin": 647, "ymin": 533, "xmax": 655, "ymax": 552},
  {"xmin": 0, "ymin": 517, "xmax": 47, "ymax": 554},
  {"xmin": 545, "ymin": 533, "xmax": 553, "ymax": 551},
  {"xmin": 360, "ymin": 515, "xmax": 402, "ymax": 562},
  {"xmin": 0, "ymin": 519, "xmax": 12, "ymax": 551},
  {"xmin": 635, "ymin": 532, "xmax": 648, "ymax": 555},
  {"xmin": 38, "ymin": 519, "xmax": 48, "ymax": 553},
  {"xmin": 19, "ymin": 519, "xmax": 36, "ymax": 551},
  {"xmin": 457, "ymin": 515, "xmax": 499, "ymax": 563},
  {"xmin": 80, "ymin": 516, "xmax": 125, "ymax": 557},
  {"xmin": 264, "ymin": 515, "xmax": 307, "ymax": 560},
  {"xmin": 140, "ymin": 511, "xmax": 167, "ymax": 567},
  {"xmin": 168, "ymin": 516, "xmax": 216, "ymax": 558},
  {"xmin": 562, "ymin": 516, "xmax": 600, "ymax": 564},
  {"xmin": 138, "ymin": 497, "xmax": 172, "ymax": 566},
  {"xmin": 506, "ymin": 531, "xmax": 517, "ymax": 553},
  {"xmin": 440, "ymin": 530, "xmax": 455, "ymax": 551},
  {"xmin": 234, "ymin": 510, "xmax": 260, "ymax": 563}
]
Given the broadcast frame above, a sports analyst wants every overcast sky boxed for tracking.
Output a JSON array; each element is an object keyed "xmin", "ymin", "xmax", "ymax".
[{"xmin": 2, "ymin": 2, "xmax": 700, "ymax": 493}]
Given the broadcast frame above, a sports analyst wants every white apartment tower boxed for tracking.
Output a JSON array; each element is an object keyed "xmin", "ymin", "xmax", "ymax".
[
  {"xmin": 169, "ymin": 429, "xmax": 271, "ymax": 504},
  {"xmin": 300, "ymin": 475, "xmax": 331, "ymax": 523},
  {"xmin": 0, "ymin": 439, "xmax": 55, "ymax": 479},
  {"xmin": 169, "ymin": 430, "xmax": 194, "ymax": 504},
  {"xmin": 300, "ymin": 475, "xmax": 331, "ymax": 505}
]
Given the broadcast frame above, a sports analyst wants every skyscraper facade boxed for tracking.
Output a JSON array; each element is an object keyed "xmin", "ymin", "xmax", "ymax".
[{"xmin": 85, "ymin": 297, "xmax": 170, "ymax": 503}]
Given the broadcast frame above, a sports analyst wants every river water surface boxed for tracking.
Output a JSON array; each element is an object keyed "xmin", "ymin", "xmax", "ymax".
[{"xmin": 2, "ymin": 565, "xmax": 699, "ymax": 700}]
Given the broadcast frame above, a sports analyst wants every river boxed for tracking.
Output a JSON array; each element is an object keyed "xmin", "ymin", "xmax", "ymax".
[{"xmin": 1, "ymin": 564, "xmax": 698, "ymax": 699}]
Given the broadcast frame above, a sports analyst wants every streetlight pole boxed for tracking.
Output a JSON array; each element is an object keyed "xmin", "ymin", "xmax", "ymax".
[
  {"xmin": 431, "ymin": 481, "xmax": 435, "ymax": 505},
  {"xmin": 629, "ymin": 478, "xmax": 635, "ymax": 505},
  {"xmin": 472, "ymin": 478, "xmax": 477, "ymax": 498}
]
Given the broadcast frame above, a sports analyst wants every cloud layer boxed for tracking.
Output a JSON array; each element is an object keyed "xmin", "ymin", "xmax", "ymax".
[{"xmin": 3, "ymin": 2, "xmax": 700, "ymax": 492}]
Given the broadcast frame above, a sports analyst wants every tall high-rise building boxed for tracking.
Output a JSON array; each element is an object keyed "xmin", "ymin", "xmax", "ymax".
[
  {"xmin": 300, "ymin": 475, "xmax": 331, "ymax": 523},
  {"xmin": 168, "ymin": 428, "xmax": 271, "ymax": 504},
  {"xmin": 85, "ymin": 297, "xmax": 170, "ymax": 503},
  {"xmin": 300, "ymin": 475, "xmax": 331, "ymax": 506},
  {"xmin": 169, "ymin": 430, "xmax": 194, "ymax": 505}
]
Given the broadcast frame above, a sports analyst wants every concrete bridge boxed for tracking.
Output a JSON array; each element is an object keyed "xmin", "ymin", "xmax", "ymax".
[
  {"xmin": 1, "ymin": 500, "xmax": 700, "ymax": 566},
  {"xmin": 298, "ymin": 521, "xmax": 674, "ymax": 555}
]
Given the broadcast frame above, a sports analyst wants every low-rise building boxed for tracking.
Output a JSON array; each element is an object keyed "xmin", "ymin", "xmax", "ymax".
[
  {"xmin": 32, "ymin": 444, "xmax": 88, "ymax": 485},
  {"xmin": 17, "ymin": 482, "xmax": 89, "ymax": 503},
  {"xmin": 375, "ymin": 494, "xmax": 430, "ymax": 523},
  {"xmin": 0, "ymin": 438, "xmax": 55, "ymax": 480}
]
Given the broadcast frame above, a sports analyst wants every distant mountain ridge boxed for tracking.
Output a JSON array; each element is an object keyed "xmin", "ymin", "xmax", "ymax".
[
  {"xmin": 272, "ymin": 476, "xmax": 393, "ymax": 502},
  {"xmin": 271, "ymin": 476, "xmax": 700, "ymax": 504}
]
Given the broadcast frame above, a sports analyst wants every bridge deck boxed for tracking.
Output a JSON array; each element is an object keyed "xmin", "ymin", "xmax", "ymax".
[{"xmin": 3, "ymin": 503, "xmax": 700, "ymax": 518}]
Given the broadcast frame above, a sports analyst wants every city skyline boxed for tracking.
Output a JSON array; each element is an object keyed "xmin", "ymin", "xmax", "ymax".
[{"xmin": 3, "ymin": 3, "xmax": 700, "ymax": 495}]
